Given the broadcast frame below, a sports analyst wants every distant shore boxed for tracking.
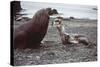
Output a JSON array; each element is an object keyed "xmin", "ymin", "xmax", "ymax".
[{"xmin": 15, "ymin": 13, "xmax": 97, "ymax": 22}]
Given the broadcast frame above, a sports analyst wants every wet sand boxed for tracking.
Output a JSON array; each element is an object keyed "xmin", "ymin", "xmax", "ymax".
[{"xmin": 13, "ymin": 17, "xmax": 97, "ymax": 66}]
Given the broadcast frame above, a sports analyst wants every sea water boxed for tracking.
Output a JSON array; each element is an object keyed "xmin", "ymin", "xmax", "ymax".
[{"xmin": 20, "ymin": 1, "xmax": 97, "ymax": 20}]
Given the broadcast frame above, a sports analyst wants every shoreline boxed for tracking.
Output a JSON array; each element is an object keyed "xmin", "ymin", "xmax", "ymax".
[{"xmin": 15, "ymin": 14, "xmax": 97, "ymax": 22}]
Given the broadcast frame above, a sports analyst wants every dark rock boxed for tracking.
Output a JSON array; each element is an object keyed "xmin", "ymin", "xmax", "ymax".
[
  {"xmin": 92, "ymin": 8, "xmax": 97, "ymax": 10},
  {"xmin": 69, "ymin": 16, "xmax": 75, "ymax": 19}
]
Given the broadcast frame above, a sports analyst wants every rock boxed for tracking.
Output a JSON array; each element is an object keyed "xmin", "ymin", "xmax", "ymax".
[
  {"xmin": 69, "ymin": 16, "xmax": 75, "ymax": 19},
  {"xmin": 36, "ymin": 56, "xmax": 40, "ymax": 60}
]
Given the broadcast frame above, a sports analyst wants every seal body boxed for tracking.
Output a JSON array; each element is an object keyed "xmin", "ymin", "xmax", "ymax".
[{"xmin": 13, "ymin": 9, "xmax": 49, "ymax": 49}]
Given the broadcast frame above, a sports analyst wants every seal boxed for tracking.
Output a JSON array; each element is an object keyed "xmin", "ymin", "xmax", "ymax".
[
  {"xmin": 13, "ymin": 8, "xmax": 58, "ymax": 49},
  {"xmin": 53, "ymin": 16, "xmax": 89, "ymax": 45}
]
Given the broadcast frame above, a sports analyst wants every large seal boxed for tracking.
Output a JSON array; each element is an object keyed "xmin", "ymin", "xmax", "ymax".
[{"xmin": 13, "ymin": 8, "xmax": 58, "ymax": 49}]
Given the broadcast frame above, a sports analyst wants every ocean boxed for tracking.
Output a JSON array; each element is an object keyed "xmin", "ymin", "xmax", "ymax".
[{"xmin": 20, "ymin": 1, "xmax": 97, "ymax": 19}]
